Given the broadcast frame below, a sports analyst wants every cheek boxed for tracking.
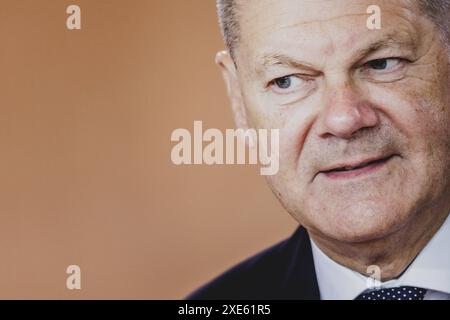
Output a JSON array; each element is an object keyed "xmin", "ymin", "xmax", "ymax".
[
  {"xmin": 244, "ymin": 93, "xmax": 322, "ymax": 212},
  {"xmin": 393, "ymin": 58, "xmax": 450, "ymax": 147},
  {"xmin": 364, "ymin": 76, "xmax": 450, "ymax": 150},
  {"xmin": 263, "ymin": 114, "xmax": 326, "ymax": 225},
  {"xmin": 367, "ymin": 78, "xmax": 450, "ymax": 195},
  {"xmin": 243, "ymin": 91, "xmax": 321, "ymax": 169}
]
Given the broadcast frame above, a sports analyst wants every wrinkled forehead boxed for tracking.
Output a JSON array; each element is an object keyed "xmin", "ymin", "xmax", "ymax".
[{"xmin": 236, "ymin": 0, "xmax": 424, "ymax": 62}]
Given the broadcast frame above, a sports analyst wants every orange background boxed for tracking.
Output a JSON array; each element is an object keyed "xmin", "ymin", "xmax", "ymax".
[{"xmin": 0, "ymin": 0, "xmax": 296, "ymax": 299}]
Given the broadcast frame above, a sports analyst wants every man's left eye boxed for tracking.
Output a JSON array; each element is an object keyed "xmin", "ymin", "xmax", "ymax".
[{"xmin": 366, "ymin": 58, "xmax": 401, "ymax": 71}]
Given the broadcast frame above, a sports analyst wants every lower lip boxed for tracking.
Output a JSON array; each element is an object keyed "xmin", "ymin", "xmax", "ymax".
[{"xmin": 321, "ymin": 156, "xmax": 394, "ymax": 180}]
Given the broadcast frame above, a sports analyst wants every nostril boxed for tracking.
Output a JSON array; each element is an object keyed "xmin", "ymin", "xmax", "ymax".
[{"xmin": 321, "ymin": 104, "xmax": 379, "ymax": 139}]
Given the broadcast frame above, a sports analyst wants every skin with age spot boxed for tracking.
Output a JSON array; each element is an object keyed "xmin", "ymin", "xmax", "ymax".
[{"xmin": 217, "ymin": 0, "xmax": 450, "ymax": 280}]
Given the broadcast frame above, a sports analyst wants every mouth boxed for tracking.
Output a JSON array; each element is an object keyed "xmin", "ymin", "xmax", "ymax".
[{"xmin": 316, "ymin": 154, "xmax": 398, "ymax": 180}]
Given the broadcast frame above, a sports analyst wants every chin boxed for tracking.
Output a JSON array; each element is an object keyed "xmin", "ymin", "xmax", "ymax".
[{"xmin": 303, "ymin": 200, "xmax": 414, "ymax": 244}]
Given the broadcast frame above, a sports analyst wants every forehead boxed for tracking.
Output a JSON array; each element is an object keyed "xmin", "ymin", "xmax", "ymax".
[{"xmin": 236, "ymin": 0, "xmax": 424, "ymax": 63}]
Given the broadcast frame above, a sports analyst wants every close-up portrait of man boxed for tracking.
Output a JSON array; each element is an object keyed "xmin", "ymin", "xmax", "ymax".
[{"xmin": 188, "ymin": 0, "xmax": 450, "ymax": 300}]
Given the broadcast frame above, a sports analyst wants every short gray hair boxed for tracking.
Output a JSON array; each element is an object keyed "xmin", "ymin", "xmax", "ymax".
[
  {"xmin": 216, "ymin": 0, "xmax": 240, "ymax": 56},
  {"xmin": 216, "ymin": 0, "xmax": 450, "ymax": 55},
  {"xmin": 417, "ymin": 0, "xmax": 450, "ymax": 49}
]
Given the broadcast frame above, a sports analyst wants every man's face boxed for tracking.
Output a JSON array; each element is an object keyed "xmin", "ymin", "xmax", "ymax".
[{"xmin": 222, "ymin": 0, "xmax": 450, "ymax": 242}]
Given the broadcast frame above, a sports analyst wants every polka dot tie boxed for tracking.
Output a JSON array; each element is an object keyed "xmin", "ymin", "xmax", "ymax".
[{"xmin": 355, "ymin": 286, "xmax": 427, "ymax": 300}]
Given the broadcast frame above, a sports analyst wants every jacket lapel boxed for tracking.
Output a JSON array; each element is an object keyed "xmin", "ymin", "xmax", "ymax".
[{"xmin": 280, "ymin": 226, "xmax": 321, "ymax": 299}]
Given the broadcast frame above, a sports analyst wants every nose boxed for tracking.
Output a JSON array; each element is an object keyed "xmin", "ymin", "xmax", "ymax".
[{"xmin": 319, "ymin": 79, "xmax": 379, "ymax": 139}]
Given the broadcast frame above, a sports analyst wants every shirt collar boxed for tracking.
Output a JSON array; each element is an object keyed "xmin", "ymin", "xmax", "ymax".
[{"xmin": 311, "ymin": 213, "xmax": 450, "ymax": 300}]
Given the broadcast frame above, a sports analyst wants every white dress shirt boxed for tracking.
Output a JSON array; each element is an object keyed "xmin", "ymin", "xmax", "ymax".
[{"xmin": 311, "ymin": 213, "xmax": 450, "ymax": 300}]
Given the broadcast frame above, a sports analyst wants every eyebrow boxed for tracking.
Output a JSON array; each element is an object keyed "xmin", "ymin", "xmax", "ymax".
[
  {"xmin": 261, "ymin": 53, "xmax": 317, "ymax": 71},
  {"xmin": 256, "ymin": 32, "xmax": 416, "ymax": 74},
  {"xmin": 351, "ymin": 33, "xmax": 416, "ymax": 60}
]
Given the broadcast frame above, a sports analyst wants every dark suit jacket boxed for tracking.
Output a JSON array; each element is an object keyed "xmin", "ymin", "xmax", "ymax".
[{"xmin": 187, "ymin": 226, "xmax": 320, "ymax": 300}]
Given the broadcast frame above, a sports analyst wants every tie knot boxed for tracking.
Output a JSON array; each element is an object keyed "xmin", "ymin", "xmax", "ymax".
[{"xmin": 356, "ymin": 286, "xmax": 427, "ymax": 300}]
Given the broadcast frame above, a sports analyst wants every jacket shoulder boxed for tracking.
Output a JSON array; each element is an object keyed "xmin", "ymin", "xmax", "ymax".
[{"xmin": 186, "ymin": 227, "xmax": 311, "ymax": 300}]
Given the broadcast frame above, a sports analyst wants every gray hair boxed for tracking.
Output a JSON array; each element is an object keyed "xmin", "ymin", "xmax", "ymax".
[{"xmin": 216, "ymin": 0, "xmax": 450, "ymax": 55}]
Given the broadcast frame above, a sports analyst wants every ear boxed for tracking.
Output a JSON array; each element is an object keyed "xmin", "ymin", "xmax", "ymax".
[{"xmin": 215, "ymin": 51, "xmax": 250, "ymax": 131}]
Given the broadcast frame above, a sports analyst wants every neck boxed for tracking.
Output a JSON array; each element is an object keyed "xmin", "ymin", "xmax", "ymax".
[{"xmin": 309, "ymin": 207, "xmax": 450, "ymax": 281}]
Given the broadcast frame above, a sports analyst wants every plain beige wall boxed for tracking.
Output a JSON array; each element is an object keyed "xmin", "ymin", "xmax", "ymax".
[{"xmin": 0, "ymin": 0, "xmax": 297, "ymax": 299}]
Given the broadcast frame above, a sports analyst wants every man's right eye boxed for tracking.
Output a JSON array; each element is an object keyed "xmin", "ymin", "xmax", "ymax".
[
  {"xmin": 274, "ymin": 76, "xmax": 293, "ymax": 89},
  {"xmin": 269, "ymin": 75, "xmax": 307, "ymax": 94}
]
